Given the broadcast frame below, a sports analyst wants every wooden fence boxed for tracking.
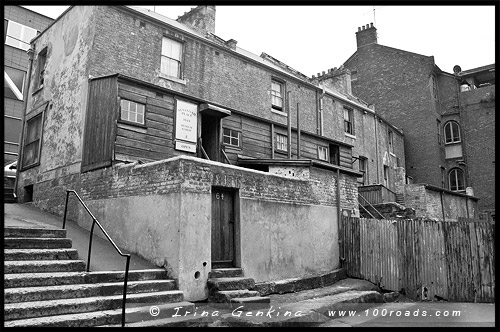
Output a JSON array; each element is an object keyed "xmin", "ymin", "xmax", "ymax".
[{"xmin": 341, "ymin": 216, "xmax": 495, "ymax": 302}]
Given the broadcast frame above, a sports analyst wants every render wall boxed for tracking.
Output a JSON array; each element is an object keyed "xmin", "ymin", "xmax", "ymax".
[{"xmin": 41, "ymin": 156, "xmax": 353, "ymax": 301}]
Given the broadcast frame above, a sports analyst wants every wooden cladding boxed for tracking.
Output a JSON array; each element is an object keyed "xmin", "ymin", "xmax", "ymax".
[{"xmin": 341, "ymin": 216, "xmax": 495, "ymax": 302}]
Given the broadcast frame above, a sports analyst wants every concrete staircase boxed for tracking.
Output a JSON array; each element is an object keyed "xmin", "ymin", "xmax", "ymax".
[
  {"xmin": 4, "ymin": 226, "xmax": 194, "ymax": 327},
  {"xmin": 207, "ymin": 268, "xmax": 270, "ymax": 310}
]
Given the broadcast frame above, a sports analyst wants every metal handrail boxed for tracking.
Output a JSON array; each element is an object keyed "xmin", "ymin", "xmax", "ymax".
[
  {"xmin": 63, "ymin": 190, "xmax": 130, "ymax": 327},
  {"xmin": 358, "ymin": 192, "xmax": 385, "ymax": 219}
]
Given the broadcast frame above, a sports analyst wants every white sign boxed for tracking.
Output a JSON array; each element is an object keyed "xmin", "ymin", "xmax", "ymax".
[
  {"xmin": 175, "ymin": 140, "xmax": 197, "ymax": 153},
  {"xmin": 175, "ymin": 100, "xmax": 198, "ymax": 143}
]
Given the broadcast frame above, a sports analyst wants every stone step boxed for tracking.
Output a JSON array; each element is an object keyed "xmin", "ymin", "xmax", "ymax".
[
  {"xmin": 229, "ymin": 296, "xmax": 271, "ymax": 310},
  {"xmin": 209, "ymin": 289, "xmax": 261, "ymax": 303},
  {"xmin": 207, "ymin": 277, "xmax": 255, "ymax": 292},
  {"xmin": 4, "ymin": 279, "xmax": 177, "ymax": 303},
  {"xmin": 4, "ymin": 248, "xmax": 80, "ymax": 261},
  {"xmin": 4, "ymin": 260, "xmax": 86, "ymax": 274},
  {"xmin": 4, "ymin": 227, "xmax": 66, "ymax": 238},
  {"xmin": 208, "ymin": 268, "xmax": 243, "ymax": 279},
  {"xmin": 4, "ymin": 290, "xmax": 185, "ymax": 321},
  {"xmin": 5, "ymin": 269, "xmax": 169, "ymax": 288},
  {"xmin": 4, "ymin": 301, "xmax": 195, "ymax": 327},
  {"xmin": 5, "ymin": 237, "xmax": 72, "ymax": 249}
]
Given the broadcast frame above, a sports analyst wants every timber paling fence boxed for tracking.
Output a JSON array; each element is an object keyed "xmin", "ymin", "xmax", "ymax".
[{"xmin": 341, "ymin": 216, "xmax": 495, "ymax": 302}]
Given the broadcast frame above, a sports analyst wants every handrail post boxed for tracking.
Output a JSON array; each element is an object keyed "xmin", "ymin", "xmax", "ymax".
[
  {"xmin": 63, "ymin": 190, "xmax": 71, "ymax": 229},
  {"xmin": 87, "ymin": 219, "xmax": 95, "ymax": 272},
  {"xmin": 122, "ymin": 256, "xmax": 131, "ymax": 327}
]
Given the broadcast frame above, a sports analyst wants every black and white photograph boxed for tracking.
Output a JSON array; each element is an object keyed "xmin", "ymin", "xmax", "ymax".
[{"xmin": 3, "ymin": 4, "xmax": 496, "ymax": 328}]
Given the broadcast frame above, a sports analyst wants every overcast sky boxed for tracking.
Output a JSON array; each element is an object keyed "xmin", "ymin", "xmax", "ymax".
[{"xmin": 23, "ymin": 5, "xmax": 495, "ymax": 77}]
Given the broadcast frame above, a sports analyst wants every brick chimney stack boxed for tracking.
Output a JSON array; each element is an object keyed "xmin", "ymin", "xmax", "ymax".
[
  {"xmin": 176, "ymin": 6, "xmax": 216, "ymax": 35},
  {"xmin": 356, "ymin": 22, "xmax": 377, "ymax": 48}
]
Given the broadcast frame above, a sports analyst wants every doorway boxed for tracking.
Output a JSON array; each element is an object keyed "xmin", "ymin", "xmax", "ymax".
[
  {"xmin": 211, "ymin": 187, "xmax": 235, "ymax": 268},
  {"xmin": 201, "ymin": 114, "xmax": 221, "ymax": 162}
]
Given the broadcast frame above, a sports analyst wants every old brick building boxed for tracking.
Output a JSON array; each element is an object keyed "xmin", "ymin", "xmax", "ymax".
[
  {"xmin": 16, "ymin": 6, "xmax": 412, "ymax": 300},
  {"xmin": 343, "ymin": 23, "xmax": 493, "ymax": 220},
  {"xmin": 4, "ymin": 6, "xmax": 53, "ymax": 164}
]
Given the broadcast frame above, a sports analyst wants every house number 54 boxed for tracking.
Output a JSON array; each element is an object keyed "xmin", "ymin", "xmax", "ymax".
[{"xmin": 216, "ymin": 193, "xmax": 224, "ymax": 200}]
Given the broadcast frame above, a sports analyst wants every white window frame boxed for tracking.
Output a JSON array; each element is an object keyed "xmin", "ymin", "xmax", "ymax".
[
  {"xmin": 5, "ymin": 20, "xmax": 38, "ymax": 51},
  {"xmin": 275, "ymin": 133, "xmax": 288, "ymax": 152},
  {"xmin": 161, "ymin": 37, "xmax": 183, "ymax": 79},
  {"xmin": 4, "ymin": 67, "xmax": 26, "ymax": 100},
  {"xmin": 271, "ymin": 80, "xmax": 284, "ymax": 111},
  {"xmin": 120, "ymin": 99, "xmax": 146, "ymax": 126},
  {"xmin": 318, "ymin": 146, "xmax": 328, "ymax": 161},
  {"xmin": 344, "ymin": 107, "xmax": 354, "ymax": 135},
  {"xmin": 223, "ymin": 128, "xmax": 241, "ymax": 148},
  {"xmin": 444, "ymin": 121, "xmax": 461, "ymax": 144},
  {"xmin": 358, "ymin": 157, "xmax": 368, "ymax": 185},
  {"xmin": 449, "ymin": 168, "xmax": 465, "ymax": 191},
  {"xmin": 22, "ymin": 111, "xmax": 45, "ymax": 169}
]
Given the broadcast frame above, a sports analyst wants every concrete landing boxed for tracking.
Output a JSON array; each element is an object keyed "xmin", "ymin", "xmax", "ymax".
[{"xmin": 4, "ymin": 203, "xmax": 158, "ymax": 271}]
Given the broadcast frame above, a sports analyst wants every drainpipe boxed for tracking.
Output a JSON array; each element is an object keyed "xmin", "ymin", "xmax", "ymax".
[
  {"xmin": 14, "ymin": 47, "xmax": 35, "ymax": 199},
  {"xmin": 287, "ymin": 91, "xmax": 292, "ymax": 159},
  {"xmin": 374, "ymin": 114, "xmax": 380, "ymax": 184},
  {"xmin": 296, "ymin": 102, "xmax": 301, "ymax": 159},
  {"xmin": 440, "ymin": 190, "xmax": 446, "ymax": 221},
  {"xmin": 336, "ymin": 168, "xmax": 344, "ymax": 268}
]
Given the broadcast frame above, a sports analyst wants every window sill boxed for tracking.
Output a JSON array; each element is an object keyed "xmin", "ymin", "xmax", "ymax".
[
  {"xmin": 344, "ymin": 133, "xmax": 356, "ymax": 139},
  {"xmin": 32, "ymin": 86, "xmax": 43, "ymax": 96},
  {"xmin": 118, "ymin": 119, "xmax": 147, "ymax": 129},
  {"xmin": 158, "ymin": 73, "xmax": 187, "ymax": 85},
  {"xmin": 21, "ymin": 161, "xmax": 41, "ymax": 172},
  {"xmin": 390, "ymin": 152, "xmax": 396, "ymax": 157},
  {"xmin": 445, "ymin": 142, "xmax": 462, "ymax": 145},
  {"xmin": 223, "ymin": 145, "xmax": 242, "ymax": 151},
  {"xmin": 271, "ymin": 109, "xmax": 287, "ymax": 117},
  {"xmin": 274, "ymin": 149, "xmax": 288, "ymax": 155}
]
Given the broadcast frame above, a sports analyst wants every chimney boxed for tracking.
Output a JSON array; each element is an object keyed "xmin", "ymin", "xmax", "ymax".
[
  {"xmin": 176, "ymin": 6, "xmax": 216, "ymax": 35},
  {"xmin": 225, "ymin": 39, "xmax": 237, "ymax": 50},
  {"xmin": 356, "ymin": 22, "xmax": 377, "ymax": 48}
]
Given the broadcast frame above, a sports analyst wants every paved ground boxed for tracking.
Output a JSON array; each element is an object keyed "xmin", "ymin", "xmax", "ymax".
[{"xmin": 4, "ymin": 202, "xmax": 157, "ymax": 271}]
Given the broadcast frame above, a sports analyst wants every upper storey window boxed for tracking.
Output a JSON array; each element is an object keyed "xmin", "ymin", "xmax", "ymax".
[
  {"xmin": 161, "ymin": 37, "xmax": 183, "ymax": 79},
  {"xmin": 344, "ymin": 107, "xmax": 354, "ymax": 135},
  {"xmin": 5, "ymin": 20, "xmax": 38, "ymax": 51},
  {"xmin": 444, "ymin": 121, "xmax": 461, "ymax": 144},
  {"xmin": 271, "ymin": 80, "xmax": 284, "ymax": 111}
]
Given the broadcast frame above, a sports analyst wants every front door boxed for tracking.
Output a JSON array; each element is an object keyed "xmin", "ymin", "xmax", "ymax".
[{"xmin": 211, "ymin": 188, "xmax": 234, "ymax": 268}]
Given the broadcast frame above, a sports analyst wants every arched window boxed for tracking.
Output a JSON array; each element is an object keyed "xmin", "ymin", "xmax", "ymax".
[
  {"xmin": 449, "ymin": 168, "xmax": 465, "ymax": 191},
  {"xmin": 444, "ymin": 121, "xmax": 461, "ymax": 144}
]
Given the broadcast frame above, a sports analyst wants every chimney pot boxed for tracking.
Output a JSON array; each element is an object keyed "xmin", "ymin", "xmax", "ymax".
[
  {"xmin": 370, "ymin": 22, "xmax": 374, "ymax": 27},
  {"xmin": 317, "ymin": 73, "xmax": 320, "ymax": 77},
  {"xmin": 322, "ymin": 71, "xmax": 325, "ymax": 75},
  {"xmin": 312, "ymin": 75, "xmax": 315, "ymax": 79},
  {"xmin": 358, "ymin": 27, "xmax": 361, "ymax": 32},
  {"xmin": 366, "ymin": 24, "xmax": 369, "ymax": 29}
]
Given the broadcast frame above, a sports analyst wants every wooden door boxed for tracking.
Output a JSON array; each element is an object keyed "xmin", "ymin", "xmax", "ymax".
[{"xmin": 211, "ymin": 188, "xmax": 234, "ymax": 268}]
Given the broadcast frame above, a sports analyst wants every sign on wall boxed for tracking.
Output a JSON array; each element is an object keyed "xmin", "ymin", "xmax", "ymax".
[{"xmin": 175, "ymin": 99, "xmax": 198, "ymax": 152}]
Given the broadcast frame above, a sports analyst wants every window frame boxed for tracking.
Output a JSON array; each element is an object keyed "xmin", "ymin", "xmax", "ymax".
[
  {"xmin": 275, "ymin": 133, "xmax": 288, "ymax": 153},
  {"xmin": 343, "ymin": 107, "xmax": 354, "ymax": 135},
  {"xmin": 118, "ymin": 98, "xmax": 147, "ymax": 127},
  {"xmin": 35, "ymin": 47, "xmax": 47, "ymax": 90},
  {"xmin": 5, "ymin": 19, "xmax": 38, "ymax": 51},
  {"xmin": 329, "ymin": 143, "xmax": 340, "ymax": 166},
  {"xmin": 444, "ymin": 121, "xmax": 461, "ymax": 144},
  {"xmin": 21, "ymin": 104, "xmax": 47, "ymax": 170},
  {"xmin": 4, "ymin": 66, "xmax": 26, "ymax": 101},
  {"xmin": 271, "ymin": 79, "xmax": 285, "ymax": 112},
  {"xmin": 318, "ymin": 146, "xmax": 328, "ymax": 161},
  {"xmin": 388, "ymin": 129, "xmax": 394, "ymax": 154},
  {"xmin": 449, "ymin": 168, "xmax": 465, "ymax": 192},
  {"xmin": 222, "ymin": 127, "xmax": 241, "ymax": 148},
  {"xmin": 358, "ymin": 156, "xmax": 368, "ymax": 185},
  {"xmin": 160, "ymin": 36, "xmax": 184, "ymax": 79}
]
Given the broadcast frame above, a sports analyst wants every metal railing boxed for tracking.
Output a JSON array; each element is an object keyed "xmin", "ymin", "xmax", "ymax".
[
  {"xmin": 63, "ymin": 190, "xmax": 130, "ymax": 327},
  {"xmin": 358, "ymin": 193, "xmax": 385, "ymax": 219}
]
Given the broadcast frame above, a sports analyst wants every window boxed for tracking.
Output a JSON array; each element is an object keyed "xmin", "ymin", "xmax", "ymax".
[
  {"xmin": 223, "ymin": 128, "xmax": 241, "ymax": 148},
  {"xmin": 329, "ymin": 144, "xmax": 340, "ymax": 165},
  {"xmin": 318, "ymin": 146, "xmax": 328, "ymax": 161},
  {"xmin": 4, "ymin": 67, "xmax": 26, "ymax": 100},
  {"xmin": 22, "ymin": 113, "xmax": 44, "ymax": 168},
  {"xmin": 358, "ymin": 157, "xmax": 368, "ymax": 185},
  {"xmin": 161, "ymin": 37, "xmax": 183, "ymax": 78},
  {"xmin": 449, "ymin": 168, "xmax": 465, "ymax": 191},
  {"xmin": 351, "ymin": 70, "xmax": 358, "ymax": 81},
  {"xmin": 383, "ymin": 165, "xmax": 389, "ymax": 187},
  {"xmin": 275, "ymin": 133, "xmax": 287, "ymax": 152},
  {"xmin": 5, "ymin": 20, "xmax": 38, "ymax": 51},
  {"xmin": 388, "ymin": 129, "xmax": 394, "ymax": 154},
  {"xmin": 344, "ymin": 108, "xmax": 354, "ymax": 135},
  {"xmin": 120, "ymin": 99, "xmax": 145, "ymax": 125},
  {"xmin": 444, "ymin": 121, "xmax": 461, "ymax": 144},
  {"xmin": 271, "ymin": 80, "xmax": 284, "ymax": 111},
  {"xmin": 35, "ymin": 48, "xmax": 47, "ymax": 89}
]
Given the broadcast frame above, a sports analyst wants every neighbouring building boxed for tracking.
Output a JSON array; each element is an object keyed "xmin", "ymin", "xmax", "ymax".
[
  {"xmin": 16, "ymin": 5, "xmax": 410, "ymax": 301},
  {"xmin": 342, "ymin": 23, "xmax": 490, "ymax": 220},
  {"xmin": 4, "ymin": 6, "xmax": 53, "ymax": 165}
]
